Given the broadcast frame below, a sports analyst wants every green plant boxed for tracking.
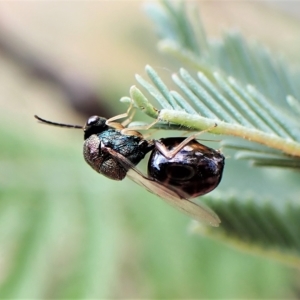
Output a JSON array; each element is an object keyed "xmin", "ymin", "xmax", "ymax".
[{"xmin": 121, "ymin": 0, "xmax": 300, "ymax": 267}]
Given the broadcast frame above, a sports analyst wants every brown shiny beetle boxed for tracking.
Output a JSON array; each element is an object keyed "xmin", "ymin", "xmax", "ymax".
[{"xmin": 34, "ymin": 110, "xmax": 224, "ymax": 227}]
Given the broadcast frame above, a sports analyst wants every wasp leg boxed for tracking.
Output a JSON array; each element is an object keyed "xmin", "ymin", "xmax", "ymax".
[
  {"xmin": 155, "ymin": 123, "xmax": 217, "ymax": 159},
  {"xmin": 120, "ymin": 119, "xmax": 159, "ymax": 138},
  {"xmin": 121, "ymin": 108, "xmax": 136, "ymax": 127},
  {"xmin": 106, "ymin": 100, "xmax": 136, "ymax": 129}
]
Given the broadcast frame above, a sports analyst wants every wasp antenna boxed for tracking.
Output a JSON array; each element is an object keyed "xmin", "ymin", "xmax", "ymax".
[{"xmin": 34, "ymin": 115, "xmax": 83, "ymax": 129}]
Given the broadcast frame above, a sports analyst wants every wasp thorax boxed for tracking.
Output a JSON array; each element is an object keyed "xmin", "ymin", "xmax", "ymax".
[
  {"xmin": 83, "ymin": 122, "xmax": 155, "ymax": 181},
  {"xmin": 148, "ymin": 137, "xmax": 225, "ymax": 198}
]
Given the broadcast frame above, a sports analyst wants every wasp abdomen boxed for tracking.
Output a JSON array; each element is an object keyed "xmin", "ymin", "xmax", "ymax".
[{"xmin": 148, "ymin": 137, "xmax": 225, "ymax": 198}]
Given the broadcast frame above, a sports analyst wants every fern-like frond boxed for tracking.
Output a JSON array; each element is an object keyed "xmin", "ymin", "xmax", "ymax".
[
  {"xmin": 126, "ymin": 65, "xmax": 300, "ymax": 158},
  {"xmin": 120, "ymin": 1, "xmax": 300, "ymax": 263},
  {"xmin": 191, "ymin": 195, "xmax": 300, "ymax": 268},
  {"xmin": 150, "ymin": 1, "xmax": 300, "ymax": 106},
  {"xmin": 123, "ymin": 2, "xmax": 300, "ymax": 161},
  {"xmin": 222, "ymin": 139, "xmax": 300, "ymax": 169}
]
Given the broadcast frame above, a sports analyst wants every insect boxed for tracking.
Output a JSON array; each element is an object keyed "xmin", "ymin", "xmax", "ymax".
[{"xmin": 34, "ymin": 109, "xmax": 224, "ymax": 226}]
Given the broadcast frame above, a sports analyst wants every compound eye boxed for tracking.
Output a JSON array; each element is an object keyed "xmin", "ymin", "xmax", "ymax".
[
  {"xmin": 84, "ymin": 116, "xmax": 108, "ymax": 140},
  {"xmin": 87, "ymin": 116, "xmax": 100, "ymax": 126}
]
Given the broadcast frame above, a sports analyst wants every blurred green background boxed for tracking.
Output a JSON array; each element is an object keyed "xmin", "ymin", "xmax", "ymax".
[{"xmin": 1, "ymin": 1, "xmax": 300, "ymax": 298}]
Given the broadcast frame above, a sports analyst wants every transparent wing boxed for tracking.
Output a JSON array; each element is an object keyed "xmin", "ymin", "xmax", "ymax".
[
  {"xmin": 127, "ymin": 169, "xmax": 220, "ymax": 227},
  {"xmin": 103, "ymin": 147, "xmax": 221, "ymax": 227}
]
